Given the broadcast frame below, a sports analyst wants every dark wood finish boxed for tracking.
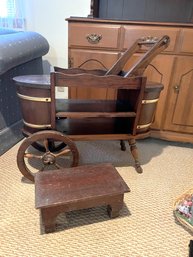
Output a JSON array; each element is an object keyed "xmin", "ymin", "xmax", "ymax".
[
  {"xmin": 53, "ymin": 73, "xmax": 145, "ymax": 89},
  {"xmin": 17, "ymin": 131, "xmax": 79, "ymax": 182},
  {"xmin": 56, "ymin": 111, "xmax": 136, "ymax": 118},
  {"xmin": 50, "ymin": 72, "xmax": 146, "ymax": 134},
  {"xmin": 13, "ymin": 75, "xmax": 51, "ymax": 135},
  {"xmin": 14, "ymin": 74, "xmax": 163, "ymax": 180},
  {"xmin": 128, "ymin": 138, "xmax": 142, "ymax": 173},
  {"xmin": 35, "ymin": 163, "xmax": 130, "ymax": 233},
  {"xmin": 15, "ymin": 31, "xmax": 166, "ymax": 180},
  {"xmin": 50, "ymin": 71, "xmax": 147, "ymax": 173},
  {"xmin": 57, "ymin": 32, "xmax": 166, "ymax": 137},
  {"xmin": 54, "ymin": 66, "xmax": 107, "ymax": 76}
]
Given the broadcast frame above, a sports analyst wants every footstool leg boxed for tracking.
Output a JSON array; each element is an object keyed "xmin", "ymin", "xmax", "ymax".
[
  {"xmin": 41, "ymin": 208, "xmax": 58, "ymax": 233},
  {"xmin": 107, "ymin": 194, "xmax": 124, "ymax": 218}
]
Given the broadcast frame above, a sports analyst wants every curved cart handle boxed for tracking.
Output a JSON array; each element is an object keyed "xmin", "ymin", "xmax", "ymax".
[
  {"xmin": 124, "ymin": 35, "xmax": 170, "ymax": 77},
  {"xmin": 106, "ymin": 35, "xmax": 170, "ymax": 77}
]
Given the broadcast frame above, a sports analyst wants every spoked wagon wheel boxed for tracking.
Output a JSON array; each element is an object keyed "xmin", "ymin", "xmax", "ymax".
[
  {"xmin": 17, "ymin": 131, "xmax": 79, "ymax": 182},
  {"xmin": 22, "ymin": 129, "xmax": 66, "ymax": 152}
]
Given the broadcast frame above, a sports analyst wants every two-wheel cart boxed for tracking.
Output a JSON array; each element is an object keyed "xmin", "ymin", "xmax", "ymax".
[{"xmin": 14, "ymin": 35, "xmax": 169, "ymax": 182}]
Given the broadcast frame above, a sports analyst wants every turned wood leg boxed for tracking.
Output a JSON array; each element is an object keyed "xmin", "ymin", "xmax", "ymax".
[
  {"xmin": 107, "ymin": 195, "xmax": 124, "ymax": 218},
  {"xmin": 128, "ymin": 139, "xmax": 143, "ymax": 173},
  {"xmin": 120, "ymin": 140, "xmax": 126, "ymax": 151},
  {"xmin": 41, "ymin": 208, "xmax": 59, "ymax": 233}
]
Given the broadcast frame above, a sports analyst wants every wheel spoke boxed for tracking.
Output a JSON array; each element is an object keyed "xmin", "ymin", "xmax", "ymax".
[
  {"xmin": 43, "ymin": 139, "xmax": 49, "ymax": 152},
  {"xmin": 24, "ymin": 153, "xmax": 43, "ymax": 159},
  {"xmin": 54, "ymin": 148, "xmax": 71, "ymax": 158},
  {"xmin": 54, "ymin": 163, "xmax": 62, "ymax": 169},
  {"xmin": 48, "ymin": 140, "xmax": 56, "ymax": 151}
]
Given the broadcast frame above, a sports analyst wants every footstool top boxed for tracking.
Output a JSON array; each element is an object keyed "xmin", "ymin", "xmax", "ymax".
[{"xmin": 35, "ymin": 163, "xmax": 130, "ymax": 209}]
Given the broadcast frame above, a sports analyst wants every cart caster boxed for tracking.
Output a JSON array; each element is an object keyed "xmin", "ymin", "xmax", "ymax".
[{"xmin": 17, "ymin": 131, "xmax": 79, "ymax": 182}]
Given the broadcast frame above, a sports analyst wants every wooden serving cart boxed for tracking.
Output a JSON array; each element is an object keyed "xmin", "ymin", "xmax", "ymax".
[{"xmin": 14, "ymin": 35, "xmax": 169, "ymax": 182}]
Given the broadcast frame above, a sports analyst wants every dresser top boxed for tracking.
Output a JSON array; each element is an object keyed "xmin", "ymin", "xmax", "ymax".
[{"xmin": 66, "ymin": 17, "xmax": 193, "ymax": 28}]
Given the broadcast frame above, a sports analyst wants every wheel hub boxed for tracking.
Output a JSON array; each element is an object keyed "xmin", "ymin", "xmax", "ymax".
[{"xmin": 42, "ymin": 153, "xmax": 55, "ymax": 165}]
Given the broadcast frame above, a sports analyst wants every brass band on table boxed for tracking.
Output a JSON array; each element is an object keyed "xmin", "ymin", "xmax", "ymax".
[
  {"xmin": 23, "ymin": 120, "xmax": 51, "ymax": 129},
  {"xmin": 17, "ymin": 93, "xmax": 51, "ymax": 102},
  {"xmin": 142, "ymin": 98, "xmax": 158, "ymax": 104},
  {"xmin": 137, "ymin": 123, "xmax": 152, "ymax": 129},
  {"xmin": 18, "ymin": 93, "xmax": 158, "ymax": 131}
]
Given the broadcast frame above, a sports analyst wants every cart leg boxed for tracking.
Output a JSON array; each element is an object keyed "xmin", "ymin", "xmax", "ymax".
[
  {"xmin": 120, "ymin": 140, "xmax": 126, "ymax": 151},
  {"xmin": 128, "ymin": 139, "xmax": 143, "ymax": 173}
]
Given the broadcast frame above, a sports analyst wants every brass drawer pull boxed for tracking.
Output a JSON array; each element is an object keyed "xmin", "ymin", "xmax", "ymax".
[
  {"xmin": 86, "ymin": 33, "xmax": 102, "ymax": 44},
  {"xmin": 139, "ymin": 36, "xmax": 159, "ymax": 45}
]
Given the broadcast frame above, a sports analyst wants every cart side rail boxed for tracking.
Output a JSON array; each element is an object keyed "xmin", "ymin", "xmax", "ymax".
[{"xmin": 51, "ymin": 72, "xmax": 146, "ymax": 89}]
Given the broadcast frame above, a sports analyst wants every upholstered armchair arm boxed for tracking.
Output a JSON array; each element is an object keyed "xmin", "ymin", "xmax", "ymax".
[{"xmin": 0, "ymin": 31, "xmax": 49, "ymax": 75}]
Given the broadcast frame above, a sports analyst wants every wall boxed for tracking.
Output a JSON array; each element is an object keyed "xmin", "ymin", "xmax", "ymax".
[{"xmin": 24, "ymin": 0, "xmax": 90, "ymax": 72}]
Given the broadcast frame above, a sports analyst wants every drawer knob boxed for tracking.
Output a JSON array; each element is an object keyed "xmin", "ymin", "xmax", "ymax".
[
  {"xmin": 173, "ymin": 85, "xmax": 180, "ymax": 93},
  {"xmin": 86, "ymin": 33, "xmax": 102, "ymax": 44}
]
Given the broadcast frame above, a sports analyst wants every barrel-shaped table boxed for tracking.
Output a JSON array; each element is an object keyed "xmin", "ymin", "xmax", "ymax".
[{"xmin": 14, "ymin": 74, "xmax": 163, "ymax": 137}]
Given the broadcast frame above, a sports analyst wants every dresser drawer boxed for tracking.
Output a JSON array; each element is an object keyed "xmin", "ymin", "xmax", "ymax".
[
  {"xmin": 179, "ymin": 29, "xmax": 193, "ymax": 53},
  {"xmin": 68, "ymin": 23, "xmax": 121, "ymax": 49},
  {"xmin": 123, "ymin": 26, "xmax": 179, "ymax": 52}
]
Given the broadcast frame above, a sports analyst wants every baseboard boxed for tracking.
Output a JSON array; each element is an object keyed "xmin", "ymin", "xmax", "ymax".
[
  {"xmin": 0, "ymin": 120, "xmax": 24, "ymax": 155},
  {"xmin": 150, "ymin": 130, "xmax": 193, "ymax": 144}
]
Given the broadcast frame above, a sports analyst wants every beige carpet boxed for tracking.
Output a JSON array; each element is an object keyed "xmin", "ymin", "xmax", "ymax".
[{"xmin": 0, "ymin": 138, "xmax": 193, "ymax": 257}]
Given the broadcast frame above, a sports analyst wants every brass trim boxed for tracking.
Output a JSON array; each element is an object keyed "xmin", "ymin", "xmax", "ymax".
[
  {"xmin": 137, "ymin": 123, "xmax": 152, "ymax": 129},
  {"xmin": 23, "ymin": 120, "xmax": 51, "ymax": 129},
  {"xmin": 142, "ymin": 98, "xmax": 159, "ymax": 104},
  {"xmin": 17, "ymin": 93, "xmax": 51, "ymax": 102}
]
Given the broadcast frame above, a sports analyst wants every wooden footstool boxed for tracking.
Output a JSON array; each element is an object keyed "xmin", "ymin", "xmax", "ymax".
[{"xmin": 35, "ymin": 163, "xmax": 130, "ymax": 233}]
